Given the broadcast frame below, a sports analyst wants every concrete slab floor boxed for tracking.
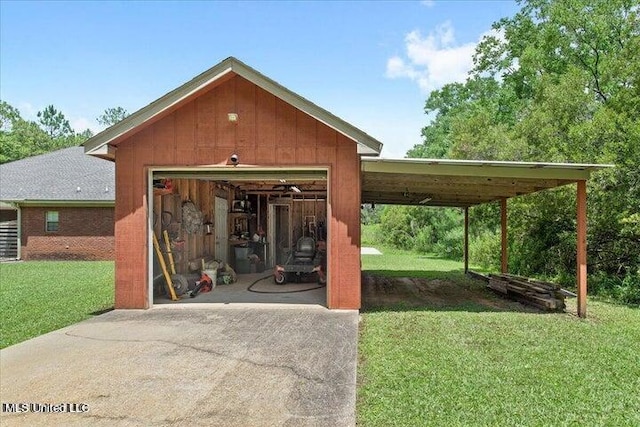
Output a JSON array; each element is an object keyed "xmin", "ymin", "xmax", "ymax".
[
  {"xmin": 360, "ymin": 247, "xmax": 382, "ymax": 255},
  {"xmin": 0, "ymin": 306, "xmax": 358, "ymax": 427},
  {"xmin": 155, "ymin": 273, "xmax": 327, "ymax": 306}
]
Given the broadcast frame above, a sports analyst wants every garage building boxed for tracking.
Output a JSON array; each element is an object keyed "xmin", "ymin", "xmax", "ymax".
[{"xmin": 84, "ymin": 57, "xmax": 604, "ymax": 315}]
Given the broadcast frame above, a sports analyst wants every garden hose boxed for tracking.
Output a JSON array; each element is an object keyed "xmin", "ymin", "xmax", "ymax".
[{"xmin": 247, "ymin": 275, "xmax": 326, "ymax": 294}]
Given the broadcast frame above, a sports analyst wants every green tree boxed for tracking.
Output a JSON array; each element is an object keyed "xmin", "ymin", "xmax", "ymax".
[
  {"xmin": 37, "ymin": 105, "xmax": 73, "ymax": 139},
  {"xmin": 0, "ymin": 101, "xmax": 93, "ymax": 164},
  {"xmin": 361, "ymin": 204, "xmax": 381, "ymax": 225},
  {"xmin": 97, "ymin": 107, "xmax": 128, "ymax": 127},
  {"xmin": 0, "ymin": 119, "xmax": 51, "ymax": 164},
  {"xmin": 387, "ymin": 0, "xmax": 640, "ymax": 302},
  {"xmin": 0, "ymin": 101, "xmax": 20, "ymax": 131},
  {"xmin": 379, "ymin": 206, "xmax": 464, "ymax": 258},
  {"xmin": 0, "ymin": 102, "xmax": 52, "ymax": 163}
]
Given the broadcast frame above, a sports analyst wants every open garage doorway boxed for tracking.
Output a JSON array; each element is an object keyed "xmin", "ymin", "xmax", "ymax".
[{"xmin": 148, "ymin": 167, "xmax": 329, "ymax": 307}]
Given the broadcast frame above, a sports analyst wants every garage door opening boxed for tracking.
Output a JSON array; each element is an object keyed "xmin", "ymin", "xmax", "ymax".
[{"xmin": 148, "ymin": 168, "xmax": 329, "ymax": 307}]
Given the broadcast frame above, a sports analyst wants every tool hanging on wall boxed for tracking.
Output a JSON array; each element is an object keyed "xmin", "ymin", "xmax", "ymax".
[{"xmin": 182, "ymin": 200, "xmax": 204, "ymax": 234}]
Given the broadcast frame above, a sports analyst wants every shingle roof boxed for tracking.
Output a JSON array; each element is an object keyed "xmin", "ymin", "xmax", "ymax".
[{"xmin": 0, "ymin": 147, "xmax": 114, "ymax": 203}]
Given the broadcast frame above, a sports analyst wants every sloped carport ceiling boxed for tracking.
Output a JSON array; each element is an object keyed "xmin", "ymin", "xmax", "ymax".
[{"xmin": 361, "ymin": 158, "xmax": 605, "ymax": 207}]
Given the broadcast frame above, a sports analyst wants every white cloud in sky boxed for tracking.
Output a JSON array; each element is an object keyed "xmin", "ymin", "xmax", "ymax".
[
  {"xmin": 386, "ymin": 21, "xmax": 496, "ymax": 93},
  {"xmin": 17, "ymin": 102, "xmax": 38, "ymax": 120},
  {"xmin": 70, "ymin": 116, "xmax": 103, "ymax": 134},
  {"xmin": 420, "ymin": 0, "xmax": 435, "ymax": 7}
]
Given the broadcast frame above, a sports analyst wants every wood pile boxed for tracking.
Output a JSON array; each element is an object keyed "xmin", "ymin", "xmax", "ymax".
[{"xmin": 488, "ymin": 273, "xmax": 566, "ymax": 311}]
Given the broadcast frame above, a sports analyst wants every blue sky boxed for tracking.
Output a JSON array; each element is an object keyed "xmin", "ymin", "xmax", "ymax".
[{"xmin": 0, "ymin": 1, "xmax": 518, "ymax": 157}]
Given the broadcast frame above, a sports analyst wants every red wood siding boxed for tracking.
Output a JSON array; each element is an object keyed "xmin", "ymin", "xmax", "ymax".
[
  {"xmin": 113, "ymin": 75, "xmax": 361, "ymax": 309},
  {"xmin": 20, "ymin": 206, "xmax": 114, "ymax": 260}
]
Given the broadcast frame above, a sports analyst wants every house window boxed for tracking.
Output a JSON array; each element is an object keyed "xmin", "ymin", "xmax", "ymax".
[{"xmin": 46, "ymin": 211, "xmax": 59, "ymax": 232}]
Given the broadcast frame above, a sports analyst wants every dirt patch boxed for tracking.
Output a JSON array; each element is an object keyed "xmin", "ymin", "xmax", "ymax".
[{"xmin": 361, "ymin": 273, "xmax": 537, "ymax": 312}]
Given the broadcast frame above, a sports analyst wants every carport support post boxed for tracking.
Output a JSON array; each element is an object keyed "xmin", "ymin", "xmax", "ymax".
[
  {"xmin": 464, "ymin": 207, "xmax": 469, "ymax": 274},
  {"xmin": 500, "ymin": 198, "xmax": 508, "ymax": 274},
  {"xmin": 577, "ymin": 180, "xmax": 587, "ymax": 318}
]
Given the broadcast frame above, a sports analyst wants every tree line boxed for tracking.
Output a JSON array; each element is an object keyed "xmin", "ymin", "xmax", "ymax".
[
  {"xmin": 373, "ymin": 0, "xmax": 639, "ymax": 304},
  {"xmin": 0, "ymin": 102, "xmax": 127, "ymax": 164}
]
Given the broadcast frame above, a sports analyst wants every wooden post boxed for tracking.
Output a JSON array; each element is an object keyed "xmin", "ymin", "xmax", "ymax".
[
  {"xmin": 464, "ymin": 207, "xmax": 469, "ymax": 274},
  {"xmin": 577, "ymin": 180, "xmax": 587, "ymax": 318},
  {"xmin": 501, "ymin": 198, "xmax": 508, "ymax": 274}
]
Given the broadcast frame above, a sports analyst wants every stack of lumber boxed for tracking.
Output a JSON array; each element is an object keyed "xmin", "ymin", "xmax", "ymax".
[{"xmin": 488, "ymin": 273, "xmax": 566, "ymax": 311}]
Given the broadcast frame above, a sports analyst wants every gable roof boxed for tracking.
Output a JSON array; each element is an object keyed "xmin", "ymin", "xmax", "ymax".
[
  {"xmin": 84, "ymin": 57, "xmax": 383, "ymax": 159},
  {"xmin": 0, "ymin": 147, "xmax": 114, "ymax": 204}
]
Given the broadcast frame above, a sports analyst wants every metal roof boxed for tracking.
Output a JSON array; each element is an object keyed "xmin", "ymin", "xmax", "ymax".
[
  {"xmin": 84, "ymin": 57, "xmax": 383, "ymax": 159},
  {"xmin": 361, "ymin": 157, "xmax": 612, "ymax": 207},
  {"xmin": 0, "ymin": 147, "xmax": 115, "ymax": 204}
]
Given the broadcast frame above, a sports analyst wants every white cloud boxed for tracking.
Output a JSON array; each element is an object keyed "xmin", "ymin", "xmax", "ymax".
[
  {"xmin": 17, "ymin": 102, "xmax": 38, "ymax": 120},
  {"xmin": 385, "ymin": 56, "xmax": 417, "ymax": 79},
  {"xmin": 386, "ymin": 21, "xmax": 489, "ymax": 93},
  {"xmin": 69, "ymin": 116, "xmax": 103, "ymax": 134},
  {"xmin": 420, "ymin": 0, "xmax": 435, "ymax": 7}
]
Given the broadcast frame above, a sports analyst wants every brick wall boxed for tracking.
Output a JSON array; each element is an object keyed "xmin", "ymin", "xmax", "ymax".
[{"xmin": 20, "ymin": 206, "xmax": 115, "ymax": 260}]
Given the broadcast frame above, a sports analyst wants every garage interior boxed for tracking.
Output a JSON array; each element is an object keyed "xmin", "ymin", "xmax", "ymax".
[{"xmin": 150, "ymin": 169, "xmax": 329, "ymax": 306}]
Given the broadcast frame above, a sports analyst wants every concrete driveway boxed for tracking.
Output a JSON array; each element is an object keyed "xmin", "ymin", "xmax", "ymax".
[{"xmin": 0, "ymin": 305, "xmax": 359, "ymax": 426}]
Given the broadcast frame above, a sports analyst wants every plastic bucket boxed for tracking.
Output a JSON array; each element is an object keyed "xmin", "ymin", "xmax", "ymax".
[
  {"xmin": 202, "ymin": 269, "xmax": 217, "ymax": 289},
  {"xmin": 234, "ymin": 246, "xmax": 250, "ymax": 259},
  {"xmin": 236, "ymin": 259, "xmax": 251, "ymax": 274}
]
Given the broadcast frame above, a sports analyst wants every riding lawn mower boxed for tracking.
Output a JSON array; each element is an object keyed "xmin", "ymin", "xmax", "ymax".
[{"xmin": 273, "ymin": 236, "xmax": 326, "ymax": 285}]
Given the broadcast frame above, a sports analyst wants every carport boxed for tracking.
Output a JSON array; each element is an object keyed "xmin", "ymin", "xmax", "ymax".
[{"xmin": 361, "ymin": 157, "xmax": 611, "ymax": 318}]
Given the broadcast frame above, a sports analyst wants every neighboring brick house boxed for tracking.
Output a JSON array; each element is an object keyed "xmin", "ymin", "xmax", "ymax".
[{"xmin": 0, "ymin": 147, "xmax": 115, "ymax": 260}]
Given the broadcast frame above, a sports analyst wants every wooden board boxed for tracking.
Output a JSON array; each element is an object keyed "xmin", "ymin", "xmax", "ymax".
[{"xmin": 488, "ymin": 274, "xmax": 566, "ymax": 311}]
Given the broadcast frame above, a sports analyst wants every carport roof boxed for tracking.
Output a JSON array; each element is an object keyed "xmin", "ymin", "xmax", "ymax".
[{"xmin": 361, "ymin": 157, "xmax": 612, "ymax": 207}]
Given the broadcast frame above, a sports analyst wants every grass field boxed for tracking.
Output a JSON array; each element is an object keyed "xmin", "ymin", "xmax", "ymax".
[
  {"xmin": 0, "ymin": 261, "xmax": 114, "ymax": 349},
  {"xmin": 2, "ymin": 245, "xmax": 639, "ymax": 425},
  {"xmin": 358, "ymin": 238, "xmax": 640, "ymax": 426}
]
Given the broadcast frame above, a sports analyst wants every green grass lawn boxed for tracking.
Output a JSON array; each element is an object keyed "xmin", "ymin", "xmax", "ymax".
[
  {"xmin": 361, "ymin": 223, "xmax": 487, "ymax": 278},
  {"xmin": 0, "ymin": 261, "xmax": 114, "ymax": 349},
  {"xmin": 362, "ymin": 244, "xmax": 471, "ymax": 279},
  {"xmin": 358, "ymin": 243, "xmax": 640, "ymax": 426}
]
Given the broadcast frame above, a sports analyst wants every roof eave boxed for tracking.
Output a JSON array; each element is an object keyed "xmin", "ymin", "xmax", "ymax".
[
  {"xmin": 85, "ymin": 143, "xmax": 116, "ymax": 161},
  {"xmin": 5, "ymin": 200, "xmax": 115, "ymax": 207},
  {"xmin": 362, "ymin": 157, "xmax": 613, "ymax": 181},
  {"xmin": 229, "ymin": 59, "xmax": 383, "ymax": 155},
  {"xmin": 84, "ymin": 58, "xmax": 236, "ymax": 156},
  {"xmin": 84, "ymin": 57, "xmax": 383, "ymax": 158}
]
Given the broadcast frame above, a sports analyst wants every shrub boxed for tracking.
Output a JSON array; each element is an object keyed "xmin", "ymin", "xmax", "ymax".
[
  {"xmin": 469, "ymin": 231, "xmax": 501, "ymax": 270},
  {"xmin": 414, "ymin": 226, "xmax": 435, "ymax": 253},
  {"xmin": 433, "ymin": 227, "xmax": 464, "ymax": 259},
  {"xmin": 615, "ymin": 272, "xmax": 640, "ymax": 305},
  {"xmin": 588, "ymin": 270, "xmax": 640, "ymax": 306},
  {"xmin": 361, "ymin": 224, "xmax": 383, "ymax": 246}
]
